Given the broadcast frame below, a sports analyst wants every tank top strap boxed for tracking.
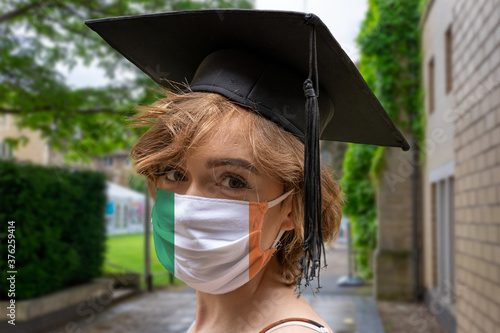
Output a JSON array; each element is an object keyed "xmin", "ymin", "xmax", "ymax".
[{"xmin": 259, "ymin": 317, "xmax": 332, "ymax": 333}]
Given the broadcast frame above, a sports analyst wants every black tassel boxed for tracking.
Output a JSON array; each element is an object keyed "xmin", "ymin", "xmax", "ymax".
[{"xmin": 296, "ymin": 18, "xmax": 326, "ymax": 295}]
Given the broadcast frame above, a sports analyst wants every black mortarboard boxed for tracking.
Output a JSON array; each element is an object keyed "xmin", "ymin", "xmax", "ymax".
[{"xmin": 86, "ymin": 9, "xmax": 409, "ymax": 292}]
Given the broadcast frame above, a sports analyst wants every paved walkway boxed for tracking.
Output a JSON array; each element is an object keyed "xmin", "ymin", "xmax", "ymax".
[
  {"xmin": 300, "ymin": 241, "xmax": 385, "ymax": 333},
  {"xmin": 50, "ymin": 242, "xmax": 384, "ymax": 333}
]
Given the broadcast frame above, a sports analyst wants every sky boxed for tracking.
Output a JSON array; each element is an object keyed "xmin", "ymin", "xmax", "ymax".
[
  {"xmin": 255, "ymin": 0, "xmax": 367, "ymax": 60},
  {"xmin": 62, "ymin": 0, "xmax": 368, "ymax": 88}
]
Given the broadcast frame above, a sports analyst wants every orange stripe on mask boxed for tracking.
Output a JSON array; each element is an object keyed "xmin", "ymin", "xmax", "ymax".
[{"xmin": 248, "ymin": 202, "xmax": 276, "ymax": 279}]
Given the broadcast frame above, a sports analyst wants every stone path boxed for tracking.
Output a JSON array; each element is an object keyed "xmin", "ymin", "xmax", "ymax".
[{"xmin": 50, "ymin": 241, "xmax": 385, "ymax": 333}]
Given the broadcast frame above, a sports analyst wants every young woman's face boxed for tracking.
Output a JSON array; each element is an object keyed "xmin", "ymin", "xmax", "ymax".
[{"xmin": 155, "ymin": 113, "xmax": 293, "ymax": 249}]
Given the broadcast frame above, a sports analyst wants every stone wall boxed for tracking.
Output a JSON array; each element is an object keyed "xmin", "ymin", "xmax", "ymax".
[{"xmin": 375, "ymin": 144, "xmax": 418, "ymax": 301}]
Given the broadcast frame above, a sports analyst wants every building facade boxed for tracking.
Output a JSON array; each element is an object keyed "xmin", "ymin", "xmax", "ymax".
[
  {"xmin": 0, "ymin": 113, "xmax": 134, "ymax": 187},
  {"xmin": 0, "ymin": 113, "xmax": 145, "ymax": 235},
  {"xmin": 421, "ymin": 0, "xmax": 500, "ymax": 332}
]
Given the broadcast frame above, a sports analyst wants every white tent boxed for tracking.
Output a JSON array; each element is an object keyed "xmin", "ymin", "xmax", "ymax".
[{"xmin": 105, "ymin": 181, "xmax": 151, "ymax": 235}]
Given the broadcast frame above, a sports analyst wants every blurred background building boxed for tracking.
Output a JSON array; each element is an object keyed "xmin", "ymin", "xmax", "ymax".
[
  {"xmin": 0, "ymin": 114, "xmax": 133, "ymax": 186},
  {"xmin": 421, "ymin": 0, "xmax": 500, "ymax": 332}
]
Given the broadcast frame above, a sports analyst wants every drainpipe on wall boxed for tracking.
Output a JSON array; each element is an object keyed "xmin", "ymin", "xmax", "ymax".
[
  {"xmin": 410, "ymin": 56, "xmax": 421, "ymax": 300},
  {"xmin": 411, "ymin": 137, "xmax": 420, "ymax": 301}
]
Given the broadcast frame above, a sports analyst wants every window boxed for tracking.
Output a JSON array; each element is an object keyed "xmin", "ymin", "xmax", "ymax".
[
  {"xmin": 115, "ymin": 203, "xmax": 122, "ymax": 229},
  {"xmin": 428, "ymin": 57, "xmax": 435, "ymax": 113},
  {"xmin": 123, "ymin": 205, "xmax": 129, "ymax": 229},
  {"xmin": 1, "ymin": 141, "xmax": 13, "ymax": 159},
  {"xmin": 445, "ymin": 26, "xmax": 453, "ymax": 94},
  {"xmin": 0, "ymin": 115, "xmax": 7, "ymax": 130},
  {"xmin": 430, "ymin": 183, "xmax": 438, "ymax": 287},
  {"xmin": 103, "ymin": 156, "xmax": 113, "ymax": 167},
  {"xmin": 433, "ymin": 176, "xmax": 455, "ymax": 303}
]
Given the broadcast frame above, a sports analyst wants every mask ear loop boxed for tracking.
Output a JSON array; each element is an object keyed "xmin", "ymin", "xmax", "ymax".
[
  {"xmin": 266, "ymin": 190, "xmax": 293, "ymax": 250},
  {"xmin": 270, "ymin": 229, "xmax": 286, "ymax": 249},
  {"xmin": 267, "ymin": 190, "xmax": 294, "ymax": 208}
]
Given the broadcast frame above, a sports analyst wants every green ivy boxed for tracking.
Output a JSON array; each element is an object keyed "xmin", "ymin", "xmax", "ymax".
[{"xmin": 341, "ymin": 0, "xmax": 425, "ymax": 278}]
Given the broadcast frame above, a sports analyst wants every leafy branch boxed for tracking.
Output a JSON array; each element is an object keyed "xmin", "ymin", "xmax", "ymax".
[
  {"xmin": 0, "ymin": 0, "xmax": 254, "ymax": 163},
  {"xmin": 342, "ymin": 0, "xmax": 425, "ymax": 278}
]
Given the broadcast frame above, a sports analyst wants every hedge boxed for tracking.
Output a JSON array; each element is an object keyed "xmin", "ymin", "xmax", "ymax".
[{"xmin": 0, "ymin": 160, "xmax": 107, "ymax": 300}]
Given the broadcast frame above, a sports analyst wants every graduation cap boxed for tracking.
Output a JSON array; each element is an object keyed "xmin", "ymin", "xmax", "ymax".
[{"xmin": 85, "ymin": 9, "xmax": 409, "ymax": 292}]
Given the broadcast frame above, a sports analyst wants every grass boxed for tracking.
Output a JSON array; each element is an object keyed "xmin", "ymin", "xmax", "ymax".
[{"xmin": 103, "ymin": 232, "xmax": 183, "ymax": 288}]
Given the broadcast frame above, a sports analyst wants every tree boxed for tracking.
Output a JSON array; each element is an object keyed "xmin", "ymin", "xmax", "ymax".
[
  {"xmin": 342, "ymin": 0, "xmax": 424, "ymax": 277},
  {"xmin": 0, "ymin": 0, "xmax": 253, "ymax": 162}
]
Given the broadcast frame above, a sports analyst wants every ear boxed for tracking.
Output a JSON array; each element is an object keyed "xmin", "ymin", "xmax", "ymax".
[{"xmin": 279, "ymin": 194, "xmax": 295, "ymax": 231}]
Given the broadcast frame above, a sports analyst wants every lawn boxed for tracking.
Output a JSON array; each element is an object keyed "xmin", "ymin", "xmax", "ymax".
[{"xmin": 103, "ymin": 232, "xmax": 182, "ymax": 287}]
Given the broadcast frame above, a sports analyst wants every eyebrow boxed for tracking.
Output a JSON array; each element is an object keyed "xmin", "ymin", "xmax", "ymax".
[{"xmin": 206, "ymin": 158, "xmax": 260, "ymax": 175}]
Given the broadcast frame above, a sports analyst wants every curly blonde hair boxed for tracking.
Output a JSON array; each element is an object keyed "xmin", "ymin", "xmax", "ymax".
[{"xmin": 130, "ymin": 91, "xmax": 343, "ymax": 285}]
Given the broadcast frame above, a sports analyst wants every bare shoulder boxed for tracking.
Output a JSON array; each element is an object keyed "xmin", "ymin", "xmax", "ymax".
[
  {"xmin": 264, "ymin": 323, "xmax": 333, "ymax": 333},
  {"xmin": 255, "ymin": 284, "xmax": 332, "ymax": 332},
  {"xmin": 259, "ymin": 293, "xmax": 332, "ymax": 332}
]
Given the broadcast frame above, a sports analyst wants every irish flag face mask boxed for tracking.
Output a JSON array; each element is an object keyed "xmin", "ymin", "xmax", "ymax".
[{"xmin": 152, "ymin": 187, "xmax": 292, "ymax": 295}]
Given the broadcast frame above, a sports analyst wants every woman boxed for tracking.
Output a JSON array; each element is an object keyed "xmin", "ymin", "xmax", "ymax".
[
  {"xmin": 86, "ymin": 9, "xmax": 408, "ymax": 332},
  {"xmin": 130, "ymin": 91, "xmax": 341, "ymax": 332}
]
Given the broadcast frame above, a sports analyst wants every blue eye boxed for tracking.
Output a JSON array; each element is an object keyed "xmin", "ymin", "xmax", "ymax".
[{"xmin": 166, "ymin": 169, "xmax": 187, "ymax": 182}]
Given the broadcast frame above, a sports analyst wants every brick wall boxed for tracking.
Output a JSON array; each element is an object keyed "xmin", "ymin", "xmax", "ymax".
[{"xmin": 452, "ymin": 0, "xmax": 500, "ymax": 332}]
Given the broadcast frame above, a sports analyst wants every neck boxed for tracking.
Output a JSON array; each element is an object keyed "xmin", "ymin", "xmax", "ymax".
[{"xmin": 191, "ymin": 258, "xmax": 293, "ymax": 332}]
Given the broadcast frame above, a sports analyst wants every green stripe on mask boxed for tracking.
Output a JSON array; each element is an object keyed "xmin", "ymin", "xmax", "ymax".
[{"xmin": 152, "ymin": 188, "xmax": 175, "ymax": 274}]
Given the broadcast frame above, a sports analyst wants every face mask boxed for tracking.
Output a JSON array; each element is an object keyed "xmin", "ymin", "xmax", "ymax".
[{"xmin": 152, "ymin": 187, "xmax": 292, "ymax": 295}]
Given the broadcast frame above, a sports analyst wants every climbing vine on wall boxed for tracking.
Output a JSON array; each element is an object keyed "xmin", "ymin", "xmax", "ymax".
[{"xmin": 342, "ymin": 0, "xmax": 425, "ymax": 278}]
